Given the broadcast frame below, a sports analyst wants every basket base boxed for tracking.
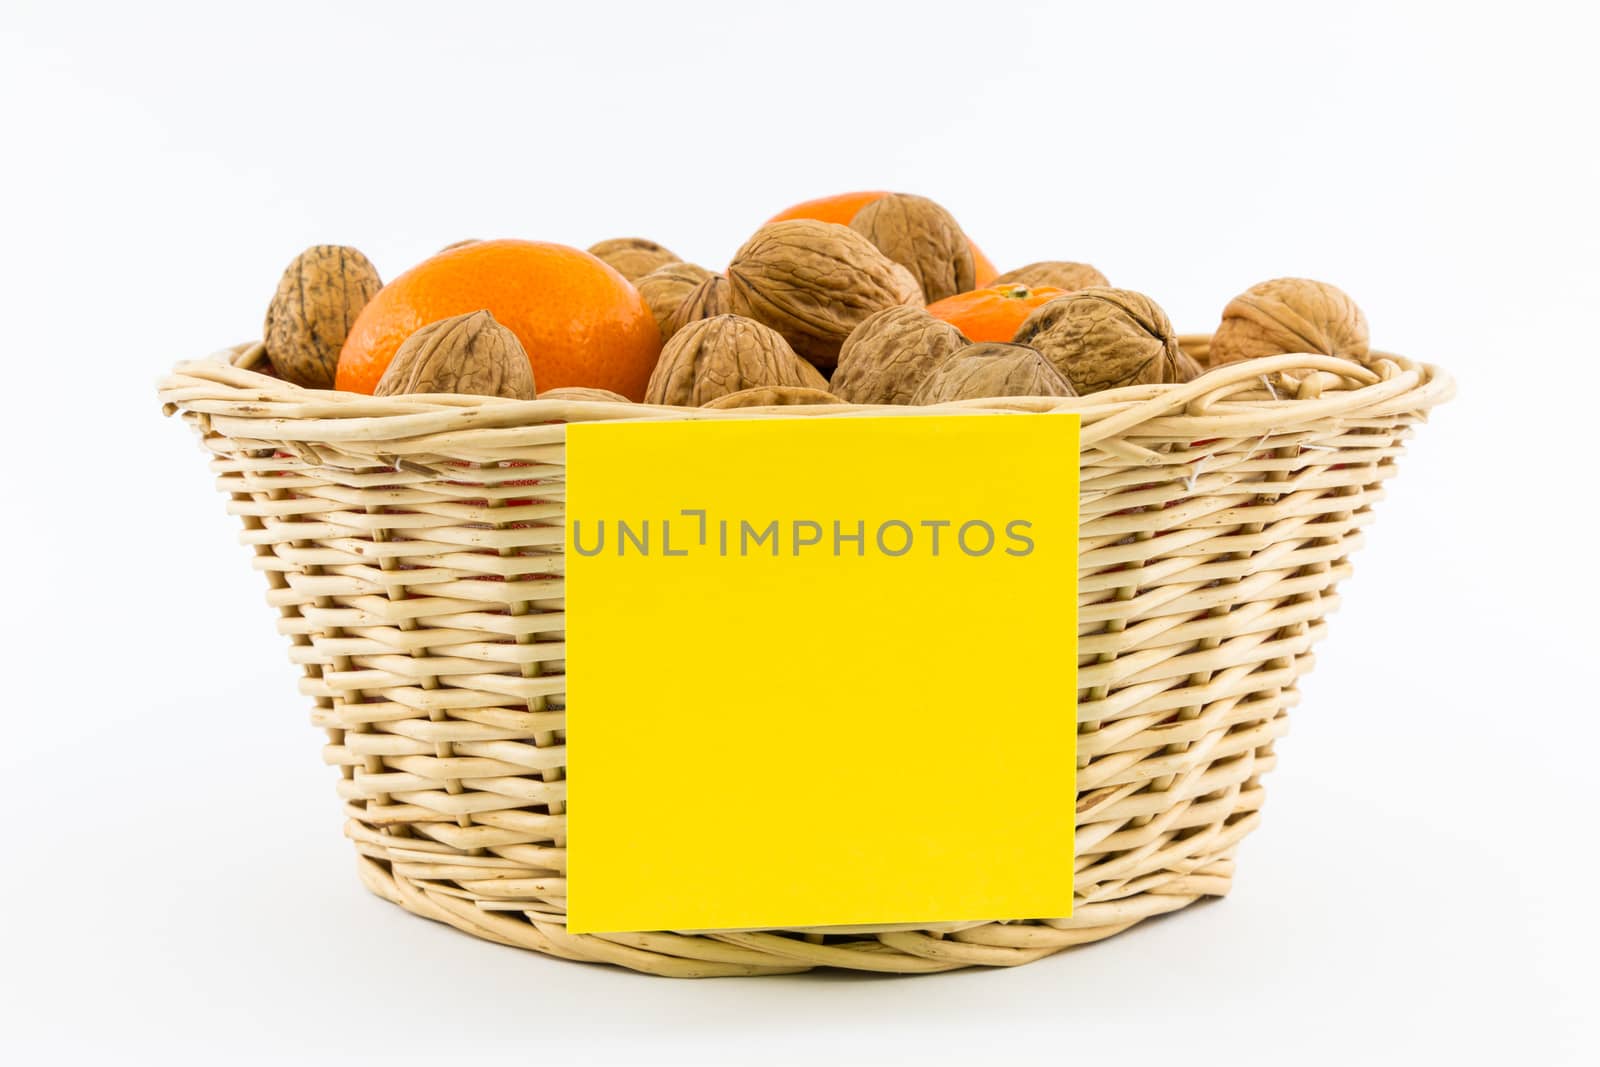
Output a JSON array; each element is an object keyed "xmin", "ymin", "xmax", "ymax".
[{"xmin": 352, "ymin": 850, "xmax": 1236, "ymax": 978}]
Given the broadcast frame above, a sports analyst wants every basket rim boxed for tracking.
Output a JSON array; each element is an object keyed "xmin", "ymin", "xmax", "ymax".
[{"xmin": 158, "ymin": 336, "xmax": 1454, "ymax": 462}]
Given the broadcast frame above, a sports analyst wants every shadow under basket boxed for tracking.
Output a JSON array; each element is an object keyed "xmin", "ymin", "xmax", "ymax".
[{"xmin": 159, "ymin": 337, "xmax": 1453, "ymax": 977}]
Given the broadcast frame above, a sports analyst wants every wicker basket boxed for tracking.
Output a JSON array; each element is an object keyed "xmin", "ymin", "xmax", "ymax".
[{"xmin": 159, "ymin": 337, "xmax": 1452, "ymax": 977}]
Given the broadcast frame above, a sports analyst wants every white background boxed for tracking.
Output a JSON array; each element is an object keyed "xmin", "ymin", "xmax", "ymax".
[{"xmin": 2, "ymin": 1, "xmax": 1597, "ymax": 1063}]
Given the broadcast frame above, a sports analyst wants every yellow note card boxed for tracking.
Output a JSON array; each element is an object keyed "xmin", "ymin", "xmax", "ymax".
[{"xmin": 565, "ymin": 413, "xmax": 1079, "ymax": 933}]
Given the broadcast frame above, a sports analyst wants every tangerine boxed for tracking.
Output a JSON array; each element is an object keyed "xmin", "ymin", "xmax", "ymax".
[
  {"xmin": 336, "ymin": 240, "xmax": 660, "ymax": 399},
  {"xmin": 925, "ymin": 284, "xmax": 1067, "ymax": 343}
]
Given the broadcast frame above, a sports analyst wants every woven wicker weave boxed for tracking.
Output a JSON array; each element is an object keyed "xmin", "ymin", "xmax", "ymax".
[{"xmin": 159, "ymin": 337, "xmax": 1452, "ymax": 977}]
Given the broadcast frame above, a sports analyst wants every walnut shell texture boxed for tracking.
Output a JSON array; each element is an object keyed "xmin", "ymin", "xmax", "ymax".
[
  {"xmin": 263, "ymin": 244, "xmax": 382, "ymax": 389},
  {"xmin": 1013, "ymin": 287, "xmax": 1185, "ymax": 395},
  {"xmin": 373, "ymin": 310, "xmax": 536, "ymax": 400},
  {"xmin": 587, "ymin": 237, "xmax": 679, "ymax": 282},
  {"xmin": 537, "ymin": 386, "xmax": 631, "ymax": 403},
  {"xmin": 701, "ymin": 385, "xmax": 845, "ymax": 409},
  {"xmin": 1173, "ymin": 350, "xmax": 1205, "ymax": 382},
  {"xmin": 644, "ymin": 314, "xmax": 828, "ymax": 407},
  {"xmin": 847, "ymin": 193, "xmax": 976, "ymax": 303},
  {"xmin": 992, "ymin": 260, "xmax": 1109, "ymax": 292},
  {"xmin": 911, "ymin": 342, "xmax": 1075, "ymax": 404},
  {"xmin": 830, "ymin": 305, "xmax": 971, "ymax": 405},
  {"xmin": 1209, "ymin": 277, "xmax": 1370, "ymax": 366},
  {"xmin": 727, "ymin": 219, "xmax": 925, "ymax": 370},
  {"xmin": 635, "ymin": 262, "xmax": 714, "ymax": 343},
  {"xmin": 887, "ymin": 263, "xmax": 925, "ymax": 306},
  {"xmin": 663, "ymin": 274, "xmax": 731, "ymax": 338}
]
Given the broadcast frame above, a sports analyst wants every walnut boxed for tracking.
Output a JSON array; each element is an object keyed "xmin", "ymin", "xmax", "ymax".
[
  {"xmin": 911, "ymin": 342, "xmax": 1075, "ymax": 403},
  {"xmin": 702, "ymin": 385, "xmax": 844, "ymax": 409},
  {"xmin": 663, "ymin": 274, "xmax": 731, "ymax": 337},
  {"xmin": 847, "ymin": 193, "xmax": 975, "ymax": 303},
  {"xmin": 644, "ymin": 314, "xmax": 828, "ymax": 406},
  {"xmin": 1012, "ymin": 287, "xmax": 1186, "ymax": 394},
  {"xmin": 538, "ymin": 386, "xmax": 631, "ymax": 403},
  {"xmin": 830, "ymin": 306, "xmax": 970, "ymax": 405},
  {"xmin": 727, "ymin": 220, "xmax": 924, "ymax": 370},
  {"xmin": 1209, "ymin": 277, "xmax": 1369, "ymax": 366},
  {"xmin": 587, "ymin": 237, "xmax": 679, "ymax": 281},
  {"xmin": 635, "ymin": 262, "xmax": 714, "ymax": 343},
  {"xmin": 887, "ymin": 263, "xmax": 925, "ymax": 304},
  {"xmin": 262, "ymin": 244, "xmax": 381, "ymax": 389},
  {"xmin": 1173, "ymin": 350, "xmax": 1205, "ymax": 382},
  {"xmin": 992, "ymin": 261, "xmax": 1109, "ymax": 291},
  {"xmin": 438, "ymin": 238, "xmax": 480, "ymax": 253},
  {"xmin": 373, "ymin": 310, "xmax": 536, "ymax": 399}
]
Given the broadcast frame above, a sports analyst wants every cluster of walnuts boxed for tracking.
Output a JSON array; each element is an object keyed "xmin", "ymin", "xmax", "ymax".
[
  {"xmin": 259, "ymin": 192, "xmax": 1373, "ymax": 408},
  {"xmin": 593, "ymin": 194, "xmax": 1372, "ymax": 409}
]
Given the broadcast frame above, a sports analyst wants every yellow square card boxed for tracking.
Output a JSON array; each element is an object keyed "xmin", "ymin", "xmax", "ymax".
[{"xmin": 565, "ymin": 413, "xmax": 1079, "ymax": 933}]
